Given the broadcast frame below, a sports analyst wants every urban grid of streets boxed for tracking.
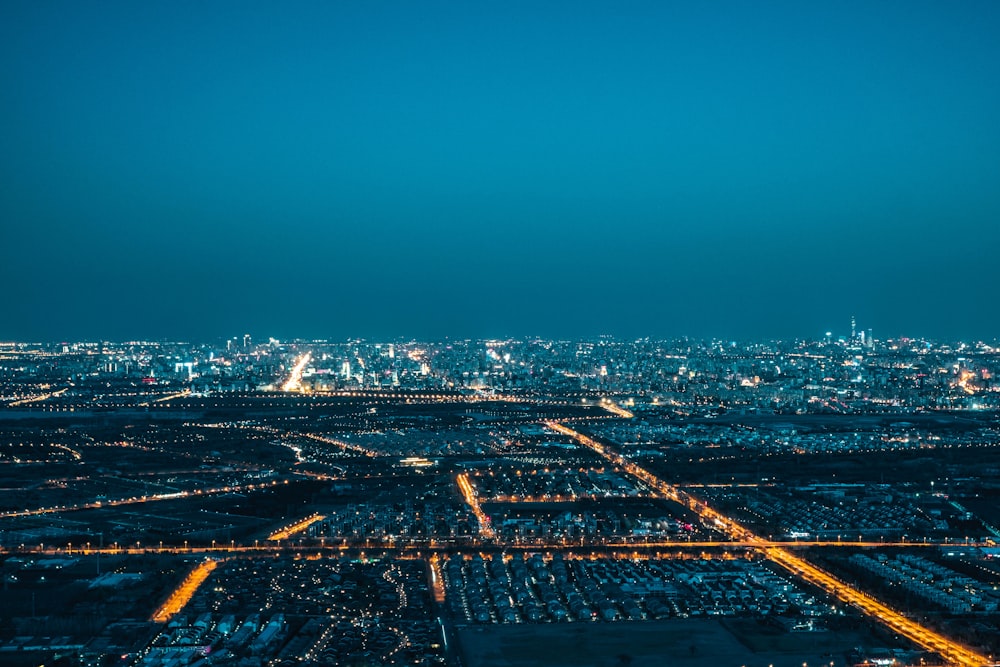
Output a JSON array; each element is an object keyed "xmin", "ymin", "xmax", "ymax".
[
  {"xmin": 21, "ymin": 408, "xmax": 991, "ymax": 666},
  {"xmin": 1, "ymin": 335, "xmax": 999, "ymax": 666}
]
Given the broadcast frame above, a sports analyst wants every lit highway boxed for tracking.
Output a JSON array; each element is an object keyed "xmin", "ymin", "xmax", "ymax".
[
  {"xmin": 763, "ymin": 546, "xmax": 991, "ymax": 667},
  {"xmin": 429, "ymin": 553, "xmax": 447, "ymax": 602},
  {"xmin": 456, "ymin": 472, "xmax": 495, "ymax": 539},
  {"xmin": 546, "ymin": 420, "xmax": 993, "ymax": 667},
  {"xmin": 149, "ymin": 388, "xmax": 191, "ymax": 404},
  {"xmin": 281, "ymin": 351, "xmax": 312, "ymax": 392},
  {"xmin": 300, "ymin": 431, "xmax": 377, "ymax": 457},
  {"xmin": 151, "ymin": 558, "xmax": 219, "ymax": 623},
  {"xmin": 11, "ymin": 535, "xmax": 1000, "ymax": 661},
  {"xmin": 0, "ymin": 539, "xmax": 963, "ymax": 558},
  {"xmin": 0, "ymin": 477, "xmax": 291, "ymax": 519},
  {"xmin": 268, "ymin": 513, "xmax": 326, "ymax": 541},
  {"xmin": 7, "ymin": 386, "xmax": 68, "ymax": 406},
  {"xmin": 598, "ymin": 397, "xmax": 634, "ymax": 418}
]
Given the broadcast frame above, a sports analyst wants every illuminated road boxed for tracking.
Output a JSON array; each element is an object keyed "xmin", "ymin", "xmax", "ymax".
[
  {"xmin": 150, "ymin": 388, "xmax": 191, "ymax": 403},
  {"xmin": 8, "ymin": 386, "xmax": 68, "ymax": 406},
  {"xmin": 429, "ymin": 553, "xmax": 447, "ymax": 603},
  {"xmin": 268, "ymin": 513, "xmax": 325, "ymax": 541},
  {"xmin": 764, "ymin": 546, "xmax": 990, "ymax": 667},
  {"xmin": 956, "ymin": 369, "xmax": 978, "ymax": 395},
  {"xmin": 0, "ymin": 538, "xmax": 962, "ymax": 558},
  {"xmin": 151, "ymin": 558, "xmax": 218, "ymax": 623},
  {"xmin": 546, "ymin": 420, "xmax": 991, "ymax": 667},
  {"xmin": 0, "ymin": 478, "xmax": 290, "ymax": 519},
  {"xmin": 599, "ymin": 397, "xmax": 634, "ymax": 418},
  {"xmin": 281, "ymin": 352, "xmax": 312, "ymax": 392},
  {"xmin": 300, "ymin": 431, "xmax": 376, "ymax": 457},
  {"xmin": 456, "ymin": 472, "xmax": 495, "ymax": 539}
]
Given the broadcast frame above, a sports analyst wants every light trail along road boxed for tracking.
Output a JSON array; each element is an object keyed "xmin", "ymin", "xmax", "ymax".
[
  {"xmin": 547, "ymin": 420, "xmax": 992, "ymax": 667},
  {"xmin": 281, "ymin": 352, "xmax": 312, "ymax": 392}
]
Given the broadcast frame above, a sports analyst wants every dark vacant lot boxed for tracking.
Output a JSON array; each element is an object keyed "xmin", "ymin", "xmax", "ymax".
[{"xmin": 458, "ymin": 618, "xmax": 881, "ymax": 667}]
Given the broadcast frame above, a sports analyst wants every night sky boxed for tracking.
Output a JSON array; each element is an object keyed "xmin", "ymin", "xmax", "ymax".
[{"xmin": 2, "ymin": 2, "xmax": 999, "ymax": 342}]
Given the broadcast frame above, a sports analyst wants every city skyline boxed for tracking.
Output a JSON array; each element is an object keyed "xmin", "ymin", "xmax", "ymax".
[
  {"xmin": 3, "ymin": 2, "xmax": 1000, "ymax": 342},
  {"xmin": 0, "ymin": 318, "xmax": 993, "ymax": 347},
  {"xmin": 2, "ymin": 331, "xmax": 999, "ymax": 666}
]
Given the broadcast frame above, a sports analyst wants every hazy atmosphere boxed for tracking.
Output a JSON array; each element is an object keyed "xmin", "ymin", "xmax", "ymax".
[{"xmin": 3, "ymin": 1, "xmax": 999, "ymax": 341}]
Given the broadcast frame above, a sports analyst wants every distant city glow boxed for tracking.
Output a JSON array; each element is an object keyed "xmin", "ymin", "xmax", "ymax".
[{"xmin": 281, "ymin": 352, "xmax": 312, "ymax": 392}]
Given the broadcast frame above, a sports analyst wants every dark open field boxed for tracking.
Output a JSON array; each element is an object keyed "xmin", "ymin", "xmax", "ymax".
[{"xmin": 457, "ymin": 618, "xmax": 883, "ymax": 667}]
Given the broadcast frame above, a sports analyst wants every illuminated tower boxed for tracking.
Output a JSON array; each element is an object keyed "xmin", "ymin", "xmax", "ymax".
[{"xmin": 851, "ymin": 315, "xmax": 856, "ymax": 341}]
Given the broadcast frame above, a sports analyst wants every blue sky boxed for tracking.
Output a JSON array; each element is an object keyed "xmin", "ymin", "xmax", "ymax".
[{"xmin": 2, "ymin": 2, "xmax": 999, "ymax": 341}]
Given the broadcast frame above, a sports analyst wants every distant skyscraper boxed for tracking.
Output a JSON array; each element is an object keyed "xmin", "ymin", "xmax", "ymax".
[{"xmin": 851, "ymin": 315, "xmax": 857, "ymax": 341}]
